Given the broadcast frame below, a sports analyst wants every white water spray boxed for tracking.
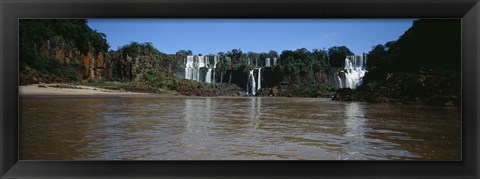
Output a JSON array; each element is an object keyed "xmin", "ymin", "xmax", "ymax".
[
  {"xmin": 247, "ymin": 69, "xmax": 256, "ymax": 95},
  {"xmin": 341, "ymin": 55, "xmax": 367, "ymax": 89},
  {"xmin": 257, "ymin": 68, "xmax": 262, "ymax": 91}
]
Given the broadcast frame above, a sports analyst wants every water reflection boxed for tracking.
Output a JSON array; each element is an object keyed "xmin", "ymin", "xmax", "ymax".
[
  {"xmin": 181, "ymin": 98, "xmax": 215, "ymax": 159},
  {"xmin": 343, "ymin": 102, "xmax": 366, "ymax": 138},
  {"xmin": 20, "ymin": 97, "xmax": 461, "ymax": 160},
  {"xmin": 249, "ymin": 97, "xmax": 262, "ymax": 129}
]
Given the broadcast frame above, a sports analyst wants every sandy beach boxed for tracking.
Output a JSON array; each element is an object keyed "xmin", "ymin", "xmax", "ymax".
[
  {"xmin": 19, "ymin": 84, "xmax": 266, "ymax": 99},
  {"xmin": 19, "ymin": 84, "xmax": 165, "ymax": 98}
]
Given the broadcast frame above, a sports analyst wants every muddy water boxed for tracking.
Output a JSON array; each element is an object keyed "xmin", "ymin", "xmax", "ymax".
[{"xmin": 20, "ymin": 97, "xmax": 461, "ymax": 160}]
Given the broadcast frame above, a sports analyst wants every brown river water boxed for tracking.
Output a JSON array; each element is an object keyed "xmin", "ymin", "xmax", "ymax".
[{"xmin": 20, "ymin": 97, "xmax": 461, "ymax": 160}]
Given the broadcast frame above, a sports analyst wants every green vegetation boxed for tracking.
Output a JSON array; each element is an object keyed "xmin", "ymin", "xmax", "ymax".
[
  {"xmin": 18, "ymin": 19, "xmax": 355, "ymax": 97},
  {"xmin": 19, "ymin": 19, "xmax": 109, "ymax": 85},
  {"xmin": 327, "ymin": 46, "xmax": 354, "ymax": 68},
  {"xmin": 19, "ymin": 19, "xmax": 461, "ymax": 104},
  {"xmin": 334, "ymin": 19, "xmax": 461, "ymax": 106}
]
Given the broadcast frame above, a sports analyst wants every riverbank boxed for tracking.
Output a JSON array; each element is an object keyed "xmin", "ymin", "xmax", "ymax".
[
  {"xmin": 256, "ymin": 85, "xmax": 336, "ymax": 98},
  {"xmin": 19, "ymin": 84, "xmax": 177, "ymax": 98},
  {"xmin": 332, "ymin": 87, "xmax": 461, "ymax": 107},
  {"xmin": 19, "ymin": 83, "xmax": 260, "ymax": 99},
  {"xmin": 19, "ymin": 83, "xmax": 335, "ymax": 100}
]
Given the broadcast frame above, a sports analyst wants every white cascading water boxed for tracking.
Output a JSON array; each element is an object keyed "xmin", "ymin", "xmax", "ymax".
[
  {"xmin": 247, "ymin": 69, "xmax": 256, "ymax": 95},
  {"xmin": 265, "ymin": 58, "xmax": 271, "ymax": 67},
  {"xmin": 245, "ymin": 68, "xmax": 262, "ymax": 95},
  {"xmin": 182, "ymin": 55, "xmax": 273, "ymax": 95},
  {"xmin": 212, "ymin": 56, "xmax": 219, "ymax": 84},
  {"xmin": 197, "ymin": 56, "xmax": 205, "ymax": 82},
  {"xmin": 205, "ymin": 69, "xmax": 212, "ymax": 84},
  {"xmin": 337, "ymin": 74, "xmax": 343, "ymax": 89},
  {"xmin": 257, "ymin": 68, "xmax": 261, "ymax": 91},
  {"xmin": 341, "ymin": 55, "xmax": 367, "ymax": 89},
  {"xmin": 201, "ymin": 56, "xmax": 212, "ymax": 84},
  {"xmin": 184, "ymin": 55, "xmax": 217, "ymax": 83},
  {"xmin": 185, "ymin": 56, "xmax": 195, "ymax": 80},
  {"xmin": 197, "ymin": 55, "xmax": 205, "ymax": 68}
]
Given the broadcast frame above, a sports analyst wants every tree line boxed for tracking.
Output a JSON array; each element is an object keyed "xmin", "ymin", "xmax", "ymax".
[
  {"xmin": 19, "ymin": 19, "xmax": 355, "ymax": 93},
  {"xmin": 19, "ymin": 19, "xmax": 461, "ymax": 104},
  {"xmin": 335, "ymin": 19, "xmax": 461, "ymax": 106}
]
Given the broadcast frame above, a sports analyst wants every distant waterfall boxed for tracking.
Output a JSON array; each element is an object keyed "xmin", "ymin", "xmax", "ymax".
[
  {"xmin": 247, "ymin": 69, "xmax": 256, "ymax": 95},
  {"xmin": 185, "ymin": 56, "xmax": 195, "ymax": 81},
  {"xmin": 205, "ymin": 69, "xmax": 212, "ymax": 83},
  {"xmin": 257, "ymin": 68, "xmax": 261, "ymax": 91},
  {"xmin": 264, "ymin": 58, "xmax": 277, "ymax": 67},
  {"xmin": 197, "ymin": 56, "xmax": 206, "ymax": 82},
  {"xmin": 245, "ymin": 68, "xmax": 262, "ymax": 96},
  {"xmin": 212, "ymin": 56, "xmax": 219, "ymax": 84},
  {"xmin": 184, "ymin": 55, "xmax": 217, "ymax": 83},
  {"xmin": 204, "ymin": 56, "xmax": 218, "ymax": 84},
  {"xmin": 336, "ymin": 74, "xmax": 343, "ymax": 89},
  {"xmin": 182, "ymin": 55, "xmax": 272, "ymax": 95},
  {"xmin": 336, "ymin": 54, "xmax": 367, "ymax": 89}
]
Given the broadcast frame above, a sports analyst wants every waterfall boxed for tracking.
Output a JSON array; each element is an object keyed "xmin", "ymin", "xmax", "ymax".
[
  {"xmin": 203, "ymin": 56, "xmax": 214, "ymax": 84},
  {"xmin": 341, "ymin": 55, "xmax": 367, "ymax": 89},
  {"xmin": 195, "ymin": 61, "xmax": 200, "ymax": 81},
  {"xmin": 198, "ymin": 55, "xmax": 206, "ymax": 68},
  {"xmin": 185, "ymin": 56, "xmax": 195, "ymax": 80},
  {"xmin": 273, "ymin": 58, "xmax": 277, "ymax": 66},
  {"xmin": 247, "ymin": 69, "xmax": 256, "ymax": 95},
  {"xmin": 337, "ymin": 74, "xmax": 343, "ymax": 88},
  {"xmin": 245, "ymin": 68, "xmax": 261, "ymax": 95},
  {"xmin": 330, "ymin": 55, "xmax": 367, "ymax": 89},
  {"xmin": 205, "ymin": 69, "xmax": 212, "ymax": 84},
  {"xmin": 265, "ymin": 58, "xmax": 271, "ymax": 67},
  {"xmin": 212, "ymin": 69, "xmax": 215, "ymax": 84},
  {"xmin": 257, "ymin": 68, "xmax": 261, "ymax": 91},
  {"xmin": 184, "ymin": 55, "xmax": 218, "ymax": 84},
  {"xmin": 212, "ymin": 56, "xmax": 218, "ymax": 84}
]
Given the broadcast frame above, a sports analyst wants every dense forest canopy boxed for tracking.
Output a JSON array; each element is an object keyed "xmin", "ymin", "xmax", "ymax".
[
  {"xmin": 327, "ymin": 46, "xmax": 354, "ymax": 68},
  {"xmin": 20, "ymin": 19, "xmax": 109, "ymax": 81},
  {"xmin": 362, "ymin": 19, "xmax": 460, "ymax": 85},
  {"xmin": 365, "ymin": 19, "xmax": 460, "ymax": 74},
  {"xmin": 19, "ymin": 19, "xmax": 461, "ymax": 106},
  {"xmin": 337, "ymin": 19, "xmax": 461, "ymax": 106}
]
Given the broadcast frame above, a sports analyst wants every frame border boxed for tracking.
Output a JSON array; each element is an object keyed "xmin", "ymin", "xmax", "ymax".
[{"xmin": 1, "ymin": 0, "xmax": 479, "ymax": 178}]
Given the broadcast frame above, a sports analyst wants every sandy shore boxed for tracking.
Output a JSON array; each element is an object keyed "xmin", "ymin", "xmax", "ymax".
[
  {"xmin": 19, "ymin": 84, "xmax": 171, "ymax": 98},
  {"xmin": 19, "ymin": 84, "xmax": 288, "ymax": 99}
]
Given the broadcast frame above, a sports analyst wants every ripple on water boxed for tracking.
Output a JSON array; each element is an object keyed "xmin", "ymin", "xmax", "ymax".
[{"xmin": 20, "ymin": 97, "xmax": 460, "ymax": 160}]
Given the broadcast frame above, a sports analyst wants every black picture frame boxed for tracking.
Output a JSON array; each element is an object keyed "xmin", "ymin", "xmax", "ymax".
[{"xmin": 1, "ymin": 0, "xmax": 479, "ymax": 178}]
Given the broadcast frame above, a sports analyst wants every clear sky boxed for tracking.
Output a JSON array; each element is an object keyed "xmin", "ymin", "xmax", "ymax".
[{"xmin": 87, "ymin": 19, "xmax": 415, "ymax": 55}]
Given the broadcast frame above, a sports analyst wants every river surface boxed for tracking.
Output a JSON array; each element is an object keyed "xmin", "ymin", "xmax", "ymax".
[{"xmin": 20, "ymin": 97, "xmax": 461, "ymax": 160}]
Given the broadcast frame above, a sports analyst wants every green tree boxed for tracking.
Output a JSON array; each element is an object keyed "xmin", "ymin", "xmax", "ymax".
[
  {"xmin": 19, "ymin": 19, "xmax": 109, "ymax": 80},
  {"xmin": 267, "ymin": 50, "xmax": 278, "ymax": 59},
  {"xmin": 226, "ymin": 49, "xmax": 243, "ymax": 84},
  {"xmin": 328, "ymin": 46, "xmax": 354, "ymax": 68},
  {"xmin": 367, "ymin": 44, "xmax": 389, "ymax": 70},
  {"xmin": 216, "ymin": 53, "xmax": 229, "ymax": 83},
  {"xmin": 392, "ymin": 19, "xmax": 460, "ymax": 72},
  {"xmin": 311, "ymin": 48, "xmax": 329, "ymax": 72}
]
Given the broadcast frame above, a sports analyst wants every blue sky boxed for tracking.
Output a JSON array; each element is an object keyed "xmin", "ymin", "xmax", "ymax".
[{"xmin": 87, "ymin": 19, "xmax": 414, "ymax": 55}]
